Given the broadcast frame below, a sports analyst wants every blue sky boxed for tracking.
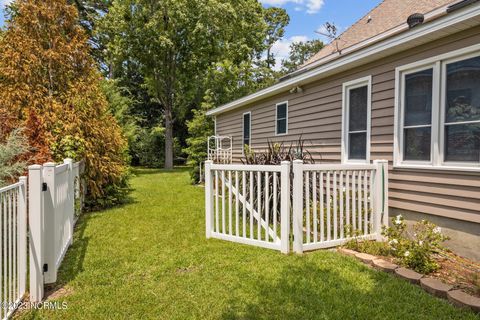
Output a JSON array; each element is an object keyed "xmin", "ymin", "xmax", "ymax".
[
  {"xmin": 1, "ymin": 0, "xmax": 382, "ymax": 67},
  {"xmin": 261, "ymin": 0, "xmax": 382, "ymax": 68}
]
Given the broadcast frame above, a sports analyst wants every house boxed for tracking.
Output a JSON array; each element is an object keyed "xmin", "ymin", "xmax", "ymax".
[{"xmin": 206, "ymin": 0, "xmax": 480, "ymax": 260}]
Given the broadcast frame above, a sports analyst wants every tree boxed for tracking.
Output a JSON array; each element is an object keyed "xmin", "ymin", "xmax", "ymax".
[
  {"xmin": 101, "ymin": 0, "xmax": 267, "ymax": 169},
  {"xmin": 281, "ymin": 39, "xmax": 324, "ymax": 73},
  {"xmin": 0, "ymin": 0, "xmax": 128, "ymax": 207},
  {"xmin": 263, "ymin": 7, "xmax": 289, "ymax": 70}
]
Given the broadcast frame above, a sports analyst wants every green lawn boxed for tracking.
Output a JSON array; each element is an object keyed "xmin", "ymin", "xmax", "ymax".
[{"xmin": 19, "ymin": 168, "xmax": 479, "ymax": 319}]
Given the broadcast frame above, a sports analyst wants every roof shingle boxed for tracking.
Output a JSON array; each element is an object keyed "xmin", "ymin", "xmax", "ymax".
[{"xmin": 304, "ymin": 0, "xmax": 457, "ymax": 67}]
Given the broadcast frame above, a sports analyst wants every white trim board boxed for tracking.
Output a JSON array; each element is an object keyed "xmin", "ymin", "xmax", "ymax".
[
  {"xmin": 207, "ymin": 2, "xmax": 480, "ymax": 117},
  {"xmin": 393, "ymin": 43, "xmax": 480, "ymax": 172},
  {"xmin": 275, "ymin": 101, "xmax": 289, "ymax": 136},
  {"xmin": 341, "ymin": 76, "xmax": 372, "ymax": 164}
]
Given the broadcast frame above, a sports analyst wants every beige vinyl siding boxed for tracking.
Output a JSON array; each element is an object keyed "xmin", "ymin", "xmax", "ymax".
[{"xmin": 215, "ymin": 25, "xmax": 480, "ymax": 224}]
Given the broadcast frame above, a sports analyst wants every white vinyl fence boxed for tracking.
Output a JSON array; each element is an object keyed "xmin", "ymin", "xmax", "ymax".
[
  {"xmin": 28, "ymin": 159, "xmax": 84, "ymax": 303},
  {"xmin": 205, "ymin": 160, "xmax": 389, "ymax": 254},
  {"xmin": 0, "ymin": 178, "xmax": 27, "ymax": 320},
  {"xmin": 205, "ymin": 161, "xmax": 290, "ymax": 253},
  {"xmin": 292, "ymin": 160, "xmax": 388, "ymax": 253}
]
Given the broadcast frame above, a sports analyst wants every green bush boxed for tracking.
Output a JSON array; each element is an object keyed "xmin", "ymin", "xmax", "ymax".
[
  {"xmin": 0, "ymin": 129, "xmax": 28, "ymax": 187},
  {"xmin": 382, "ymin": 215, "xmax": 449, "ymax": 273}
]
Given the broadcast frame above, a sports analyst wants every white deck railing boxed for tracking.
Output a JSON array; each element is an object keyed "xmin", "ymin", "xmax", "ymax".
[
  {"xmin": 205, "ymin": 160, "xmax": 389, "ymax": 254},
  {"xmin": 0, "ymin": 178, "xmax": 27, "ymax": 319},
  {"xmin": 207, "ymin": 136, "xmax": 232, "ymax": 164}
]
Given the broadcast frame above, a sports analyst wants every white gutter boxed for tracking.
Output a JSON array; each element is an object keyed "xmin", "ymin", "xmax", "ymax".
[{"xmin": 207, "ymin": 2, "xmax": 480, "ymax": 116}]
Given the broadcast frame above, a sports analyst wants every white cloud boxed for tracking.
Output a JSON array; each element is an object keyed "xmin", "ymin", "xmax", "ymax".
[
  {"xmin": 260, "ymin": 0, "xmax": 324, "ymax": 14},
  {"xmin": 306, "ymin": 0, "xmax": 324, "ymax": 14},
  {"xmin": 270, "ymin": 35, "xmax": 309, "ymax": 70}
]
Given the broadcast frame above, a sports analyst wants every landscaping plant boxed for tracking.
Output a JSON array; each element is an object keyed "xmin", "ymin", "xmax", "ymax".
[
  {"xmin": 382, "ymin": 215, "xmax": 449, "ymax": 273},
  {"xmin": 0, "ymin": 129, "xmax": 29, "ymax": 187}
]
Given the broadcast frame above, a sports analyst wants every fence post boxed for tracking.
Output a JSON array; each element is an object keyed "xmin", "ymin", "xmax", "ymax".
[
  {"xmin": 280, "ymin": 161, "xmax": 290, "ymax": 254},
  {"xmin": 205, "ymin": 161, "xmax": 214, "ymax": 239},
  {"xmin": 18, "ymin": 176, "xmax": 27, "ymax": 297},
  {"xmin": 292, "ymin": 160, "xmax": 304, "ymax": 254},
  {"xmin": 42, "ymin": 162, "xmax": 57, "ymax": 284},
  {"xmin": 64, "ymin": 158, "xmax": 74, "ymax": 245},
  {"xmin": 373, "ymin": 160, "xmax": 389, "ymax": 240},
  {"xmin": 28, "ymin": 165, "xmax": 44, "ymax": 302}
]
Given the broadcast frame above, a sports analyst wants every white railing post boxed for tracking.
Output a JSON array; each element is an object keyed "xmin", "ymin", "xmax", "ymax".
[
  {"xmin": 18, "ymin": 176, "xmax": 27, "ymax": 297},
  {"xmin": 205, "ymin": 161, "xmax": 214, "ymax": 239},
  {"xmin": 42, "ymin": 162, "xmax": 57, "ymax": 284},
  {"xmin": 373, "ymin": 160, "xmax": 389, "ymax": 240},
  {"xmin": 280, "ymin": 161, "xmax": 290, "ymax": 254},
  {"xmin": 28, "ymin": 165, "xmax": 44, "ymax": 302},
  {"xmin": 64, "ymin": 158, "xmax": 74, "ymax": 246},
  {"xmin": 292, "ymin": 160, "xmax": 304, "ymax": 254}
]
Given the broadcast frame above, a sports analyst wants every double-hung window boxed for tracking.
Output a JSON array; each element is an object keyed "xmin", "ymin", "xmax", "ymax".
[
  {"xmin": 395, "ymin": 46, "xmax": 480, "ymax": 170},
  {"xmin": 342, "ymin": 76, "xmax": 372, "ymax": 163},
  {"xmin": 242, "ymin": 112, "xmax": 251, "ymax": 150},
  {"xmin": 276, "ymin": 102, "xmax": 288, "ymax": 135}
]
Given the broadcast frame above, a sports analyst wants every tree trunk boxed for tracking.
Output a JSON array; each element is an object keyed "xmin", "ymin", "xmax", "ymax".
[{"xmin": 164, "ymin": 105, "xmax": 174, "ymax": 169}]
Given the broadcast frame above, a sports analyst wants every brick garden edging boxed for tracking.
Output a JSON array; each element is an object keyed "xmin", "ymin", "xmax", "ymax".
[{"xmin": 337, "ymin": 248, "xmax": 480, "ymax": 314}]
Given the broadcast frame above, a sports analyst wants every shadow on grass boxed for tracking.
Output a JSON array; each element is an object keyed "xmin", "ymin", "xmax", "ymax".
[
  {"xmin": 221, "ymin": 257, "xmax": 476, "ymax": 320},
  {"xmin": 130, "ymin": 166, "xmax": 191, "ymax": 176},
  {"xmin": 43, "ymin": 213, "xmax": 92, "ymax": 298}
]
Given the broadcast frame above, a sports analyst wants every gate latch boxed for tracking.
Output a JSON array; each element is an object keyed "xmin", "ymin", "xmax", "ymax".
[{"xmin": 42, "ymin": 183, "xmax": 48, "ymax": 192}]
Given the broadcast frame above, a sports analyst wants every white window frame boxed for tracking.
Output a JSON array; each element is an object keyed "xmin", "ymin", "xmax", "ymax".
[
  {"xmin": 242, "ymin": 111, "xmax": 251, "ymax": 155},
  {"xmin": 394, "ymin": 43, "xmax": 480, "ymax": 172},
  {"xmin": 275, "ymin": 101, "xmax": 289, "ymax": 136},
  {"xmin": 341, "ymin": 76, "xmax": 372, "ymax": 164}
]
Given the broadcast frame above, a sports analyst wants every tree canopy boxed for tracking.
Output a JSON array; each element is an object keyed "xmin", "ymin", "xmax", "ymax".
[{"xmin": 0, "ymin": 0, "xmax": 128, "ymax": 207}]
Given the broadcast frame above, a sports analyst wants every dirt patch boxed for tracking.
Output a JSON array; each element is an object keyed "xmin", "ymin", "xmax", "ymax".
[{"xmin": 44, "ymin": 285, "xmax": 74, "ymax": 300}]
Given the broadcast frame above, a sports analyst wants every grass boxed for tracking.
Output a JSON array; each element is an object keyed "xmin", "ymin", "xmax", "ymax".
[{"xmin": 18, "ymin": 168, "xmax": 480, "ymax": 319}]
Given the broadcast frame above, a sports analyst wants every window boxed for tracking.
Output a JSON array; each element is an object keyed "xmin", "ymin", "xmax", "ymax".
[
  {"xmin": 242, "ymin": 112, "xmax": 251, "ymax": 150},
  {"xmin": 395, "ymin": 46, "xmax": 480, "ymax": 170},
  {"xmin": 443, "ymin": 56, "xmax": 480, "ymax": 163},
  {"xmin": 403, "ymin": 68, "xmax": 433, "ymax": 162},
  {"xmin": 342, "ymin": 76, "xmax": 372, "ymax": 163},
  {"xmin": 276, "ymin": 102, "xmax": 288, "ymax": 135}
]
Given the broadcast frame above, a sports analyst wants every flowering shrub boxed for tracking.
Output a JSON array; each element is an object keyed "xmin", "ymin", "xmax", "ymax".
[{"xmin": 382, "ymin": 215, "xmax": 449, "ymax": 273}]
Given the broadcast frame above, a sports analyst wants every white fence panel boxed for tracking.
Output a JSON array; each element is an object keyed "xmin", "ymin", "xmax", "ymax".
[
  {"xmin": 28, "ymin": 158, "xmax": 84, "ymax": 302},
  {"xmin": 0, "ymin": 178, "xmax": 27, "ymax": 319},
  {"xmin": 205, "ymin": 161, "xmax": 290, "ymax": 253},
  {"xmin": 292, "ymin": 160, "xmax": 388, "ymax": 253}
]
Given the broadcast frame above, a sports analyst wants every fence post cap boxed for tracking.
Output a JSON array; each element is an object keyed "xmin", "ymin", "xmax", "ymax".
[
  {"xmin": 63, "ymin": 158, "xmax": 73, "ymax": 163},
  {"xmin": 19, "ymin": 176, "xmax": 27, "ymax": 182},
  {"xmin": 281, "ymin": 161, "xmax": 290, "ymax": 165},
  {"xmin": 373, "ymin": 159, "xmax": 388, "ymax": 164},
  {"xmin": 28, "ymin": 164, "xmax": 42, "ymax": 170},
  {"xmin": 43, "ymin": 162, "xmax": 56, "ymax": 167},
  {"xmin": 205, "ymin": 160, "xmax": 213, "ymax": 164},
  {"xmin": 293, "ymin": 159, "xmax": 303, "ymax": 164}
]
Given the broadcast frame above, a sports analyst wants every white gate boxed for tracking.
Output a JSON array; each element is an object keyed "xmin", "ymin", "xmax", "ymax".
[
  {"xmin": 204, "ymin": 161, "xmax": 290, "ymax": 253},
  {"xmin": 28, "ymin": 158, "xmax": 84, "ymax": 302},
  {"xmin": 0, "ymin": 178, "xmax": 27, "ymax": 319},
  {"xmin": 204, "ymin": 159, "xmax": 389, "ymax": 254},
  {"xmin": 292, "ymin": 160, "xmax": 388, "ymax": 253}
]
